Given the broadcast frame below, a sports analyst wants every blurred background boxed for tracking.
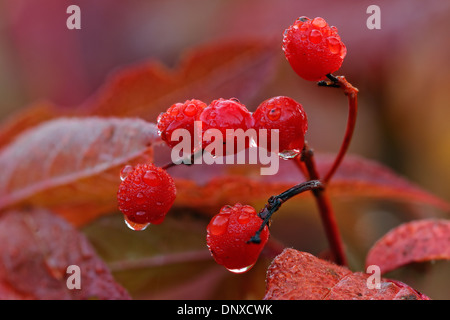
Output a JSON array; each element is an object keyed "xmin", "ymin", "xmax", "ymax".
[{"xmin": 0, "ymin": 0, "xmax": 449, "ymax": 299}]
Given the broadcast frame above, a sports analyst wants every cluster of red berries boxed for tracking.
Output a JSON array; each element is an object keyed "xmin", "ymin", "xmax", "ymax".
[
  {"xmin": 157, "ymin": 96, "xmax": 308, "ymax": 157},
  {"xmin": 117, "ymin": 16, "xmax": 346, "ymax": 272}
]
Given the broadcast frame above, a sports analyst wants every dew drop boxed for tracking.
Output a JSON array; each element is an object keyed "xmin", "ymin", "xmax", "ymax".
[
  {"xmin": 208, "ymin": 215, "xmax": 229, "ymax": 236},
  {"xmin": 339, "ymin": 45, "xmax": 347, "ymax": 59},
  {"xmin": 238, "ymin": 213, "xmax": 251, "ymax": 224},
  {"xmin": 120, "ymin": 165, "xmax": 133, "ymax": 181},
  {"xmin": 183, "ymin": 103, "xmax": 198, "ymax": 117},
  {"xmin": 309, "ymin": 29, "xmax": 322, "ymax": 44},
  {"xmin": 143, "ymin": 170, "xmax": 160, "ymax": 186},
  {"xmin": 299, "ymin": 24, "xmax": 309, "ymax": 33},
  {"xmin": 312, "ymin": 17, "xmax": 327, "ymax": 29},
  {"xmin": 296, "ymin": 16, "xmax": 310, "ymax": 24},
  {"xmin": 124, "ymin": 215, "xmax": 150, "ymax": 231},
  {"xmin": 327, "ymin": 37, "xmax": 341, "ymax": 55},
  {"xmin": 267, "ymin": 107, "xmax": 281, "ymax": 121},
  {"xmin": 226, "ymin": 263, "xmax": 255, "ymax": 274},
  {"xmin": 278, "ymin": 149, "xmax": 301, "ymax": 160},
  {"xmin": 171, "ymin": 105, "xmax": 180, "ymax": 116}
]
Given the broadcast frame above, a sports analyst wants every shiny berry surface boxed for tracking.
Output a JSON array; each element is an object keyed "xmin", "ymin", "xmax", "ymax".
[
  {"xmin": 252, "ymin": 96, "xmax": 308, "ymax": 154},
  {"xmin": 206, "ymin": 203, "xmax": 269, "ymax": 273},
  {"xmin": 283, "ymin": 16, "xmax": 347, "ymax": 81},
  {"xmin": 199, "ymin": 98, "xmax": 254, "ymax": 156},
  {"xmin": 157, "ymin": 99, "xmax": 207, "ymax": 151},
  {"xmin": 117, "ymin": 163, "xmax": 176, "ymax": 224}
]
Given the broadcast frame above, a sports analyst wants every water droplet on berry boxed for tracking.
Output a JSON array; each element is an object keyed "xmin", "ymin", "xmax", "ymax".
[
  {"xmin": 296, "ymin": 16, "xmax": 310, "ymax": 23},
  {"xmin": 278, "ymin": 149, "xmax": 301, "ymax": 160},
  {"xmin": 312, "ymin": 17, "xmax": 327, "ymax": 29},
  {"xmin": 120, "ymin": 165, "xmax": 133, "ymax": 181},
  {"xmin": 300, "ymin": 34, "xmax": 307, "ymax": 41},
  {"xmin": 339, "ymin": 45, "xmax": 347, "ymax": 59},
  {"xmin": 183, "ymin": 103, "xmax": 198, "ymax": 117},
  {"xmin": 299, "ymin": 24, "xmax": 309, "ymax": 33},
  {"xmin": 226, "ymin": 263, "xmax": 255, "ymax": 274},
  {"xmin": 237, "ymin": 213, "xmax": 251, "ymax": 224},
  {"xmin": 124, "ymin": 215, "xmax": 150, "ymax": 231},
  {"xmin": 267, "ymin": 107, "xmax": 281, "ymax": 121},
  {"xmin": 143, "ymin": 170, "xmax": 160, "ymax": 186},
  {"xmin": 171, "ymin": 106, "xmax": 180, "ymax": 116},
  {"xmin": 309, "ymin": 29, "xmax": 322, "ymax": 44},
  {"xmin": 208, "ymin": 215, "xmax": 229, "ymax": 235},
  {"xmin": 327, "ymin": 37, "xmax": 341, "ymax": 55}
]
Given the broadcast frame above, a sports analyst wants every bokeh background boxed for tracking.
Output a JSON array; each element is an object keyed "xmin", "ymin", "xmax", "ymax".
[{"xmin": 0, "ymin": 0, "xmax": 449, "ymax": 299}]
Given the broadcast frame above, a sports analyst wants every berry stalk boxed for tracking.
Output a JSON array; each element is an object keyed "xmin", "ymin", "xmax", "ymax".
[
  {"xmin": 249, "ymin": 179, "xmax": 324, "ymax": 244},
  {"xmin": 318, "ymin": 74, "xmax": 359, "ymax": 184}
]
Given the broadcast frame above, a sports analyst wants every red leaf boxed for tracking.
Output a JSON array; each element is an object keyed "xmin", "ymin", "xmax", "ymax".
[
  {"xmin": 264, "ymin": 248, "xmax": 429, "ymax": 300},
  {"xmin": 366, "ymin": 219, "xmax": 450, "ymax": 274},
  {"xmin": 0, "ymin": 101, "xmax": 58, "ymax": 151},
  {"xmin": 0, "ymin": 117, "xmax": 159, "ymax": 226},
  {"xmin": 316, "ymin": 154, "xmax": 450, "ymax": 212},
  {"xmin": 0, "ymin": 40, "xmax": 278, "ymax": 152},
  {"xmin": 0, "ymin": 209, "xmax": 130, "ymax": 300},
  {"xmin": 82, "ymin": 40, "xmax": 278, "ymax": 120}
]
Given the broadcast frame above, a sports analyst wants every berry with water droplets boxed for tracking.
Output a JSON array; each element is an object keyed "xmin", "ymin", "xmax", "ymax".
[
  {"xmin": 206, "ymin": 203, "xmax": 269, "ymax": 273},
  {"xmin": 283, "ymin": 16, "xmax": 347, "ymax": 81},
  {"xmin": 252, "ymin": 96, "xmax": 308, "ymax": 156},
  {"xmin": 117, "ymin": 163, "xmax": 176, "ymax": 227},
  {"xmin": 157, "ymin": 99, "xmax": 207, "ymax": 153},
  {"xmin": 199, "ymin": 98, "xmax": 254, "ymax": 156}
]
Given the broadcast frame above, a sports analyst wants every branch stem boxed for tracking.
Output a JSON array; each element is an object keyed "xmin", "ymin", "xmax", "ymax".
[
  {"xmin": 297, "ymin": 144, "xmax": 348, "ymax": 266},
  {"xmin": 249, "ymin": 179, "xmax": 324, "ymax": 244}
]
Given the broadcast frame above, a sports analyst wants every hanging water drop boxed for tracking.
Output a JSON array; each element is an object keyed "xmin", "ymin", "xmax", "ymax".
[
  {"xmin": 124, "ymin": 215, "xmax": 150, "ymax": 231},
  {"xmin": 278, "ymin": 149, "xmax": 301, "ymax": 160},
  {"xmin": 226, "ymin": 263, "xmax": 255, "ymax": 274}
]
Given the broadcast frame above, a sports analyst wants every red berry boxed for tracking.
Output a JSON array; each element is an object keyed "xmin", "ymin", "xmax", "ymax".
[
  {"xmin": 206, "ymin": 203, "xmax": 269, "ymax": 273},
  {"xmin": 157, "ymin": 99, "xmax": 207, "ymax": 152},
  {"xmin": 252, "ymin": 96, "xmax": 308, "ymax": 156},
  {"xmin": 117, "ymin": 163, "xmax": 176, "ymax": 227},
  {"xmin": 199, "ymin": 98, "xmax": 254, "ymax": 156},
  {"xmin": 282, "ymin": 16, "xmax": 347, "ymax": 81}
]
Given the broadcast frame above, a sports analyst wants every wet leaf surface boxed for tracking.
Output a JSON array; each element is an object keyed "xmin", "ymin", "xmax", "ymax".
[
  {"xmin": 0, "ymin": 208, "xmax": 130, "ymax": 300},
  {"xmin": 366, "ymin": 219, "xmax": 450, "ymax": 274},
  {"xmin": 0, "ymin": 117, "xmax": 159, "ymax": 226},
  {"xmin": 264, "ymin": 248, "xmax": 429, "ymax": 300}
]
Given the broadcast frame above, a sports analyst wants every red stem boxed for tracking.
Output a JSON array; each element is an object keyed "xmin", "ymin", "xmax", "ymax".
[
  {"xmin": 322, "ymin": 75, "xmax": 359, "ymax": 184},
  {"xmin": 299, "ymin": 146, "xmax": 348, "ymax": 266}
]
